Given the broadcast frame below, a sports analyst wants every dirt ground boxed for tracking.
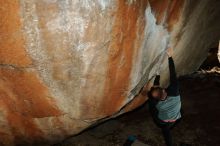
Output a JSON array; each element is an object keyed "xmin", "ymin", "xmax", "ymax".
[{"xmin": 54, "ymin": 72, "xmax": 220, "ymax": 146}]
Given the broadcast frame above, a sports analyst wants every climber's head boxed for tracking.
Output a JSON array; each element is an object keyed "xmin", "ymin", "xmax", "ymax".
[{"xmin": 149, "ymin": 86, "xmax": 167, "ymax": 100}]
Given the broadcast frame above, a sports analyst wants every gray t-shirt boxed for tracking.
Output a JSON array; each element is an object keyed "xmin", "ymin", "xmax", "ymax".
[{"xmin": 156, "ymin": 95, "xmax": 181, "ymax": 121}]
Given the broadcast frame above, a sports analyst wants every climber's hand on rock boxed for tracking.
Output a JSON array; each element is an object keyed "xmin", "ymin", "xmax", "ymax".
[{"xmin": 166, "ymin": 47, "xmax": 173, "ymax": 57}]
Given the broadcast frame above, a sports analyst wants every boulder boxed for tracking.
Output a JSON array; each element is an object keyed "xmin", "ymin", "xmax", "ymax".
[{"xmin": 0, "ymin": 0, "xmax": 220, "ymax": 145}]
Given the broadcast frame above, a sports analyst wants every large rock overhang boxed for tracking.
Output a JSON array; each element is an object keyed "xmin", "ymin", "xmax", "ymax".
[{"xmin": 0, "ymin": 0, "xmax": 220, "ymax": 145}]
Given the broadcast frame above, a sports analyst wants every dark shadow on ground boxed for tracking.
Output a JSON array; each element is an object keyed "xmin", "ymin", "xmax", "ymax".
[{"xmin": 55, "ymin": 72, "xmax": 220, "ymax": 146}]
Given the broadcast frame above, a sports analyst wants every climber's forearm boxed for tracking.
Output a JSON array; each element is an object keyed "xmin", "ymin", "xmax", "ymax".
[
  {"xmin": 168, "ymin": 57, "xmax": 178, "ymax": 85},
  {"xmin": 153, "ymin": 75, "xmax": 160, "ymax": 86},
  {"xmin": 167, "ymin": 57, "xmax": 179, "ymax": 96}
]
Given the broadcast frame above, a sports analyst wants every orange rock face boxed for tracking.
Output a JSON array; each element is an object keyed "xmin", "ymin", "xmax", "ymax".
[{"xmin": 0, "ymin": 0, "xmax": 220, "ymax": 145}]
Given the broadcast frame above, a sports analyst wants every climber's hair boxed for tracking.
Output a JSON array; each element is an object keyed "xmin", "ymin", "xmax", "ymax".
[{"xmin": 148, "ymin": 86, "xmax": 163, "ymax": 100}]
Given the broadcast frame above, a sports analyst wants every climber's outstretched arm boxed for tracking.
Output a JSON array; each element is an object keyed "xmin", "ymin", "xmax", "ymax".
[
  {"xmin": 168, "ymin": 57, "xmax": 178, "ymax": 86},
  {"xmin": 166, "ymin": 48, "xmax": 180, "ymax": 96}
]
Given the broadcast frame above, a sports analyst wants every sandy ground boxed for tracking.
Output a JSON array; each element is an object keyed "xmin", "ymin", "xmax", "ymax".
[{"xmin": 54, "ymin": 72, "xmax": 220, "ymax": 146}]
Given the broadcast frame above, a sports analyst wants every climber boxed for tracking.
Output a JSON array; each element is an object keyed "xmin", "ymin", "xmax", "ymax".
[{"xmin": 148, "ymin": 47, "xmax": 182, "ymax": 146}]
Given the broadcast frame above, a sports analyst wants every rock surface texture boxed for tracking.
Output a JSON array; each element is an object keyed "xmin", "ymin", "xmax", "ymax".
[{"xmin": 0, "ymin": 0, "xmax": 220, "ymax": 145}]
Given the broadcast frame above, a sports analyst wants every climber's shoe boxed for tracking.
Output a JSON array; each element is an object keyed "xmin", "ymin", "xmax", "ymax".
[{"xmin": 123, "ymin": 135, "xmax": 137, "ymax": 146}]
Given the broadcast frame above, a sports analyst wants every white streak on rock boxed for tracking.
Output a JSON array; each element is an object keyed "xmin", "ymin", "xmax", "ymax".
[{"xmin": 129, "ymin": 5, "xmax": 170, "ymax": 91}]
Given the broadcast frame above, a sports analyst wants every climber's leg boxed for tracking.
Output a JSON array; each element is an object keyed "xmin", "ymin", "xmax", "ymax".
[{"xmin": 161, "ymin": 124, "xmax": 173, "ymax": 146}]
